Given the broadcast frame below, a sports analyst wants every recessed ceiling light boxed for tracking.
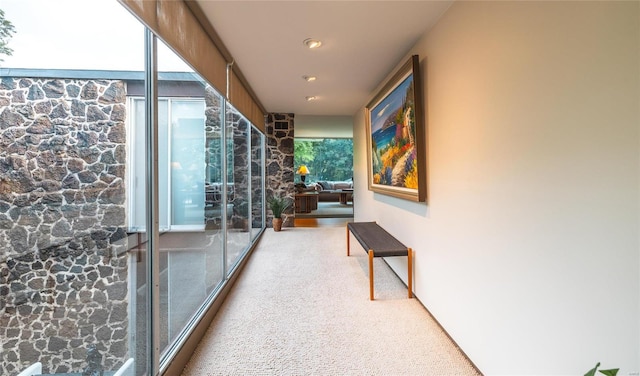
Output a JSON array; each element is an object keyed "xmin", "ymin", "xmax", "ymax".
[
  {"xmin": 305, "ymin": 96, "xmax": 317, "ymax": 101},
  {"xmin": 303, "ymin": 38, "xmax": 322, "ymax": 49},
  {"xmin": 302, "ymin": 75, "xmax": 317, "ymax": 82}
]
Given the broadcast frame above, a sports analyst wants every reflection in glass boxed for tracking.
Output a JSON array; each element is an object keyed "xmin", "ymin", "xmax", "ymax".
[
  {"xmin": 225, "ymin": 105, "xmax": 251, "ymax": 273},
  {"xmin": 155, "ymin": 40, "xmax": 225, "ymax": 356},
  {"xmin": 1, "ymin": 2, "xmax": 266, "ymax": 374},
  {"xmin": 170, "ymin": 100, "xmax": 206, "ymax": 228},
  {"xmin": 0, "ymin": 1, "xmax": 145, "ymax": 375},
  {"xmin": 251, "ymin": 125, "xmax": 265, "ymax": 239}
]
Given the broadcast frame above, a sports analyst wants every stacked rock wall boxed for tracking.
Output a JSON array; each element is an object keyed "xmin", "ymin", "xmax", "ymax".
[
  {"xmin": 204, "ymin": 92, "xmax": 265, "ymax": 231},
  {"xmin": 228, "ymin": 110, "xmax": 250, "ymax": 229},
  {"xmin": 265, "ymin": 113, "xmax": 294, "ymax": 227},
  {"xmin": 0, "ymin": 77, "xmax": 128, "ymax": 374},
  {"xmin": 250, "ymin": 126, "xmax": 264, "ymax": 229},
  {"xmin": 203, "ymin": 86, "xmax": 223, "ymax": 230}
]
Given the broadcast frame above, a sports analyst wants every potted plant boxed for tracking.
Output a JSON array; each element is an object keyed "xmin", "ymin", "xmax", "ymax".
[
  {"xmin": 267, "ymin": 195, "xmax": 290, "ymax": 231},
  {"xmin": 585, "ymin": 363, "xmax": 619, "ymax": 376}
]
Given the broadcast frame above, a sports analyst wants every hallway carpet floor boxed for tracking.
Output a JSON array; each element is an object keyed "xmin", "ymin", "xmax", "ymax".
[{"xmin": 181, "ymin": 227, "xmax": 480, "ymax": 375}]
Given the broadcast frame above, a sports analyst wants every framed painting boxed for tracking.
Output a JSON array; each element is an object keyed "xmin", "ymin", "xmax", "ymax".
[{"xmin": 365, "ymin": 55, "xmax": 426, "ymax": 202}]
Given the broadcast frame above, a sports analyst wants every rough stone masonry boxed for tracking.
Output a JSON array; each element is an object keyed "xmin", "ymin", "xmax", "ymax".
[{"xmin": 0, "ymin": 76, "xmax": 129, "ymax": 375}]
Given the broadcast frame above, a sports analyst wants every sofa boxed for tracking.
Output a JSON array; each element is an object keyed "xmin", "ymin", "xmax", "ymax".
[{"xmin": 299, "ymin": 180, "xmax": 353, "ymax": 202}]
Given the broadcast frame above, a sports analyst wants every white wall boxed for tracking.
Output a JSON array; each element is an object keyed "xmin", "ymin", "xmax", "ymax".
[
  {"xmin": 295, "ymin": 115, "xmax": 353, "ymax": 138},
  {"xmin": 353, "ymin": 2, "xmax": 639, "ymax": 375}
]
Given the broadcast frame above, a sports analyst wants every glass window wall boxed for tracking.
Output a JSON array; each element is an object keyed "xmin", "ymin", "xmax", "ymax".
[
  {"xmin": 225, "ymin": 105, "xmax": 252, "ymax": 273},
  {"xmin": 0, "ymin": 2, "xmax": 266, "ymax": 375},
  {"xmin": 155, "ymin": 39, "xmax": 226, "ymax": 359},
  {"xmin": 294, "ymin": 138, "xmax": 354, "ymax": 183},
  {"xmin": 0, "ymin": 1, "xmax": 147, "ymax": 375},
  {"xmin": 251, "ymin": 125, "xmax": 265, "ymax": 240}
]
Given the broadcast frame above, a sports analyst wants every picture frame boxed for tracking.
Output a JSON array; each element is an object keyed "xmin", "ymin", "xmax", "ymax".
[{"xmin": 365, "ymin": 55, "xmax": 426, "ymax": 202}]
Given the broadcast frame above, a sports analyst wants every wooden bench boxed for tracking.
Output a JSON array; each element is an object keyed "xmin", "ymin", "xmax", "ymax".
[{"xmin": 346, "ymin": 222, "xmax": 412, "ymax": 300}]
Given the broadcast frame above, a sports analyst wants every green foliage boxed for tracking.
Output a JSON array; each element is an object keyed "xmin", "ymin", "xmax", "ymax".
[
  {"xmin": 585, "ymin": 362, "xmax": 619, "ymax": 376},
  {"xmin": 294, "ymin": 140, "xmax": 315, "ymax": 166},
  {"xmin": 0, "ymin": 9, "xmax": 16, "ymax": 62},
  {"xmin": 267, "ymin": 196, "xmax": 290, "ymax": 218},
  {"xmin": 294, "ymin": 138, "xmax": 353, "ymax": 182}
]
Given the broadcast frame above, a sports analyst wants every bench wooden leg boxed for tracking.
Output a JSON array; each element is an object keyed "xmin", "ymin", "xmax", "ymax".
[
  {"xmin": 368, "ymin": 249, "xmax": 374, "ymax": 300},
  {"xmin": 346, "ymin": 226, "xmax": 350, "ymax": 256},
  {"xmin": 408, "ymin": 247, "xmax": 413, "ymax": 299}
]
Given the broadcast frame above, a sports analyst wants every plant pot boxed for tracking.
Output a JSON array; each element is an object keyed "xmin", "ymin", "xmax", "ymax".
[{"xmin": 272, "ymin": 217, "xmax": 283, "ymax": 232}]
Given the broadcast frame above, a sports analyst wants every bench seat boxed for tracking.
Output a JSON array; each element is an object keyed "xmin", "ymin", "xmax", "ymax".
[{"xmin": 346, "ymin": 222, "xmax": 412, "ymax": 300}]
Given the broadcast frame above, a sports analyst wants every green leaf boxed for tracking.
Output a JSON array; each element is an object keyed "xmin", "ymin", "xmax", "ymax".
[
  {"xmin": 0, "ymin": 8, "xmax": 16, "ymax": 60},
  {"xmin": 599, "ymin": 369, "xmax": 619, "ymax": 376},
  {"xmin": 585, "ymin": 363, "xmax": 600, "ymax": 376}
]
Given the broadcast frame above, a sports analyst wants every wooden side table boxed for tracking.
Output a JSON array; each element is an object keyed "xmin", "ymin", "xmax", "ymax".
[
  {"xmin": 295, "ymin": 192, "xmax": 319, "ymax": 213},
  {"xmin": 338, "ymin": 189, "xmax": 353, "ymax": 205}
]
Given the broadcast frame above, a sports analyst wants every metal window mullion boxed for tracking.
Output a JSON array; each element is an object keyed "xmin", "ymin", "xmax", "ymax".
[
  {"xmin": 221, "ymin": 100, "xmax": 228, "ymax": 277},
  {"xmin": 144, "ymin": 28, "xmax": 160, "ymax": 376},
  {"xmin": 166, "ymin": 99, "xmax": 173, "ymax": 230},
  {"xmin": 262, "ymin": 130, "xmax": 266, "ymax": 229}
]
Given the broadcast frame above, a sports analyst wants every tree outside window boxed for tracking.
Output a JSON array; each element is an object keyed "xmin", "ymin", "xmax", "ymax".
[{"xmin": 294, "ymin": 138, "xmax": 353, "ymax": 182}]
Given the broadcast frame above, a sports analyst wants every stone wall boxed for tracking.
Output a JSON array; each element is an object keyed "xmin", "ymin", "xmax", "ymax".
[
  {"xmin": 204, "ymin": 86, "xmax": 224, "ymax": 229},
  {"xmin": 0, "ymin": 77, "xmax": 128, "ymax": 374},
  {"xmin": 203, "ymin": 89, "xmax": 255, "ymax": 231},
  {"xmin": 228, "ymin": 110, "xmax": 250, "ymax": 230},
  {"xmin": 250, "ymin": 126, "xmax": 264, "ymax": 228},
  {"xmin": 265, "ymin": 113, "xmax": 294, "ymax": 227}
]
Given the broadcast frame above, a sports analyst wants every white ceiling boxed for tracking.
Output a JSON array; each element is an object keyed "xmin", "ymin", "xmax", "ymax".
[{"xmin": 196, "ymin": 1, "xmax": 453, "ymax": 117}]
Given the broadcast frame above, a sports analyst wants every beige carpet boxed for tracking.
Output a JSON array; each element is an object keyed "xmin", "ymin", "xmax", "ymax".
[{"xmin": 181, "ymin": 227, "xmax": 480, "ymax": 376}]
